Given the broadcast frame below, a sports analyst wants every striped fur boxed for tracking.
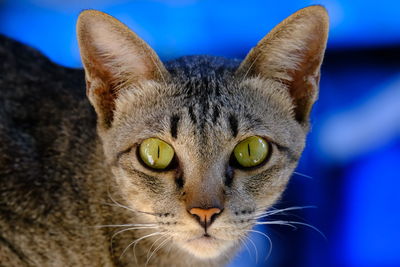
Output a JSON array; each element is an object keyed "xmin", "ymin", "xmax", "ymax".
[{"xmin": 0, "ymin": 6, "xmax": 328, "ymax": 267}]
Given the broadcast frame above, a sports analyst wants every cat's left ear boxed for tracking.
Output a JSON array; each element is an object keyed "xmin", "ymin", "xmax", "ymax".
[
  {"xmin": 237, "ymin": 5, "xmax": 329, "ymax": 124},
  {"xmin": 77, "ymin": 10, "xmax": 168, "ymax": 129}
]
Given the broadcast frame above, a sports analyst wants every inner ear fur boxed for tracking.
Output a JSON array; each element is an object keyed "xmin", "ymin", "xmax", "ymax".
[
  {"xmin": 237, "ymin": 5, "xmax": 329, "ymax": 124},
  {"xmin": 77, "ymin": 10, "xmax": 169, "ymax": 129}
]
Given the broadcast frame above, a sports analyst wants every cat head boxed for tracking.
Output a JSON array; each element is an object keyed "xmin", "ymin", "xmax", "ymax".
[{"xmin": 77, "ymin": 6, "xmax": 328, "ymax": 260}]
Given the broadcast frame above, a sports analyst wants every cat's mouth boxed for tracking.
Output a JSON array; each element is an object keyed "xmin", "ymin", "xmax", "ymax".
[
  {"xmin": 187, "ymin": 233, "xmax": 217, "ymax": 243},
  {"xmin": 178, "ymin": 233, "xmax": 234, "ymax": 259}
]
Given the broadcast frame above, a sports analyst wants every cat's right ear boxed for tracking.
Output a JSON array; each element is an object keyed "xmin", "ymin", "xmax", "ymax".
[
  {"xmin": 236, "ymin": 6, "xmax": 329, "ymax": 124},
  {"xmin": 77, "ymin": 10, "xmax": 168, "ymax": 129}
]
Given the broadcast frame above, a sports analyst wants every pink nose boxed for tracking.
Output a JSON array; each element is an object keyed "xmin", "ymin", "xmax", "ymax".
[{"xmin": 189, "ymin": 207, "xmax": 222, "ymax": 229}]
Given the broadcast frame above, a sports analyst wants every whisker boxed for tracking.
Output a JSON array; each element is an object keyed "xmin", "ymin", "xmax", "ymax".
[
  {"xmin": 261, "ymin": 222, "xmax": 298, "ymax": 230},
  {"xmin": 256, "ymin": 205, "xmax": 317, "ymax": 215},
  {"xmin": 244, "ymin": 234, "xmax": 258, "ymax": 264},
  {"xmin": 111, "ymin": 226, "xmax": 159, "ymax": 242},
  {"xmin": 106, "ymin": 190, "xmax": 159, "ymax": 216},
  {"xmin": 120, "ymin": 232, "xmax": 162, "ymax": 260},
  {"xmin": 241, "ymin": 53, "xmax": 261, "ymax": 83},
  {"xmin": 96, "ymin": 223, "xmax": 157, "ymax": 228},
  {"xmin": 256, "ymin": 220, "xmax": 326, "ymax": 239},
  {"xmin": 133, "ymin": 231, "xmax": 165, "ymax": 263},
  {"xmin": 149, "ymin": 53, "xmax": 168, "ymax": 88},
  {"xmin": 238, "ymin": 235, "xmax": 253, "ymax": 260},
  {"xmin": 146, "ymin": 236, "xmax": 172, "ymax": 266},
  {"xmin": 293, "ymin": 171, "xmax": 313, "ymax": 179},
  {"xmin": 146, "ymin": 233, "xmax": 167, "ymax": 260},
  {"xmin": 254, "ymin": 205, "xmax": 316, "ymax": 219},
  {"xmin": 166, "ymin": 237, "xmax": 175, "ymax": 258},
  {"xmin": 247, "ymin": 229, "xmax": 273, "ymax": 261},
  {"xmin": 103, "ymin": 202, "xmax": 159, "ymax": 216},
  {"xmin": 107, "ymin": 190, "xmax": 137, "ymax": 213},
  {"xmin": 111, "ymin": 226, "xmax": 157, "ymax": 256}
]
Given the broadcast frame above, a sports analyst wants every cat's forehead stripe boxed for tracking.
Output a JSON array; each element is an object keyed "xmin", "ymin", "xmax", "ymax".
[
  {"xmin": 228, "ymin": 114, "xmax": 238, "ymax": 138},
  {"xmin": 187, "ymin": 106, "xmax": 197, "ymax": 125},
  {"xmin": 170, "ymin": 114, "xmax": 180, "ymax": 139},
  {"xmin": 212, "ymin": 106, "xmax": 220, "ymax": 124}
]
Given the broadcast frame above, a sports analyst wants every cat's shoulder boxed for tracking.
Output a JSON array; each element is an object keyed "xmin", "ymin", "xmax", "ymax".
[
  {"xmin": 0, "ymin": 34, "xmax": 92, "ymax": 131},
  {"xmin": 0, "ymin": 34, "xmax": 96, "ymax": 192},
  {"xmin": 0, "ymin": 34, "xmax": 86, "ymax": 104}
]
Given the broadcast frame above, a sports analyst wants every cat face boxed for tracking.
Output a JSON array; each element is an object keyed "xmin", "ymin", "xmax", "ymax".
[
  {"xmin": 107, "ymin": 76, "xmax": 306, "ymax": 258},
  {"xmin": 77, "ymin": 6, "xmax": 328, "ymax": 259}
]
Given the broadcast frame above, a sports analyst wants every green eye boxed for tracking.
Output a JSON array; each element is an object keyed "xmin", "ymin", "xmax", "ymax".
[
  {"xmin": 233, "ymin": 136, "xmax": 269, "ymax": 168},
  {"xmin": 139, "ymin": 138, "xmax": 175, "ymax": 170}
]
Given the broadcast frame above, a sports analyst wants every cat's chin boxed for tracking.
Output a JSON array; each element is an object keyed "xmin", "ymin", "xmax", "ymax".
[{"xmin": 178, "ymin": 235, "xmax": 235, "ymax": 259}]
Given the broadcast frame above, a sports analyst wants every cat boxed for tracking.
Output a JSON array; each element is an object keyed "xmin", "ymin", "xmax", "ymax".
[{"xmin": 0, "ymin": 5, "xmax": 328, "ymax": 267}]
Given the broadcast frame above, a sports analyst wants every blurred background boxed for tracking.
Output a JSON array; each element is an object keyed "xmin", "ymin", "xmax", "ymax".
[{"xmin": 1, "ymin": 0, "xmax": 399, "ymax": 266}]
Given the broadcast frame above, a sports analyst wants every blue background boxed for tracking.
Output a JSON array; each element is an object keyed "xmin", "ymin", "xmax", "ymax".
[{"xmin": 1, "ymin": 1, "xmax": 399, "ymax": 266}]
